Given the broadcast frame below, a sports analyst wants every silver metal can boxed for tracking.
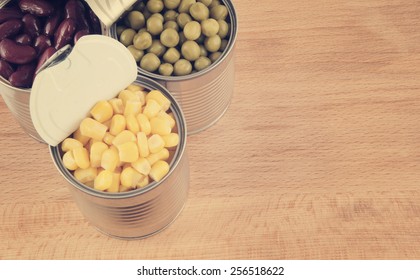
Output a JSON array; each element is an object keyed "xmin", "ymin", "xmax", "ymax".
[
  {"xmin": 111, "ymin": 0, "xmax": 238, "ymax": 134},
  {"xmin": 49, "ymin": 76, "xmax": 189, "ymax": 239}
]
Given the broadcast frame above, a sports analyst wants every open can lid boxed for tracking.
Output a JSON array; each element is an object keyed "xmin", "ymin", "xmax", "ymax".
[
  {"xmin": 30, "ymin": 35, "xmax": 137, "ymax": 146},
  {"xmin": 85, "ymin": 0, "xmax": 137, "ymax": 28}
]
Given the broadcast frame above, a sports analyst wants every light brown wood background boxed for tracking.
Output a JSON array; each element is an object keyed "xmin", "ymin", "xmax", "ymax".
[{"xmin": 2, "ymin": 0, "xmax": 420, "ymax": 259}]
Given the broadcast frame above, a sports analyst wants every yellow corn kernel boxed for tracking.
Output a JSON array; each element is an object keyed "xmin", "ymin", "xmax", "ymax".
[
  {"xmin": 136, "ymin": 132, "xmax": 150, "ymax": 158},
  {"xmin": 118, "ymin": 89, "xmax": 140, "ymax": 106},
  {"xmin": 169, "ymin": 112, "xmax": 178, "ymax": 133},
  {"xmin": 119, "ymin": 184, "xmax": 134, "ymax": 192},
  {"xmin": 109, "ymin": 98, "xmax": 124, "ymax": 114},
  {"xmin": 80, "ymin": 117, "xmax": 107, "ymax": 141},
  {"xmin": 63, "ymin": 151, "xmax": 78, "ymax": 170},
  {"xmin": 126, "ymin": 114, "xmax": 140, "ymax": 134},
  {"xmin": 110, "ymin": 146, "xmax": 123, "ymax": 167},
  {"xmin": 136, "ymin": 113, "xmax": 151, "ymax": 135},
  {"xmin": 149, "ymin": 160, "xmax": 170, "ymax": 182},
  {"xmin": 61, "ymin": 138, "xmax": 83, "ymax": 152},
  {"xmin": 157, "ymin": 111, "xmax": 176, "ymax": 129},
  {"xmin": 73, "ymin": 128, "xmax": 90, "ymax": 146},
  {"xmin": 90, "ymin": 100, "xmax": 113, "ymax": 123},
  {"xmin": 136, "ymin": 175, "xmax": 149, "ymax": 188},
  {"xmin": 146, "ymin": 148, "xmax": 169, "ymax": 165},
  {"xmin": 162, "ymin": 133, "xmax": 180, "ymax": 148},
  {"xmin": 117, "ymin": 142, "xmax": 139, "ymax": 163},
  {"xmin": 112, "ymin": 130, "xmax": 136, "ymax": 146},
  {"xmin": 135, "ymin": 90, "xmax": 147, "ymax": 106},
  {"xmin": 103, "ymin": 132, "xmax": 115, "ymax": 146},
  {"xmin": 150, "ymin": 117, "xmax": 171, "ymax": 136},
  {"xmin": 143, "ymin": 99, "xmax": 162, "ymax": 119},
  {"xmin": 72, "ymin": 147, "xmax": 90, "ymax": 169},
  {"xmin": 101, "ymin": 147, "xmax": 119, "ymax": 171},
  {"xmin": 132, "ymin": 157, "xmax": 151, "ymax": 175},
  {"xmin": 126, "ymin": 84, "xmax": 144, "ymax": 92},
  {"xmin": 109, "ymin": 114, "xmax": 126, "ymax": 136},
  {"xmin": 107, "ymin": 172, "xmax": 121, "ymax": 193},
  {"xmin": 146, "ymin": 90, "xmax": 171, "ymax": 111},
  {"xmin": 94, "ymin": 169, "xmax": 113, "ymax": 191},
  {"xmin": 90, "ymin": 142, "xmax": 108, "ymax": 167},
  {"xmin": 102, "ymin": 119, "xmax": 112, "ymax": 129},
  {"xmin": 148, "ymin": 134, "xmax": 165, "ymax": 154},
  {"xmin": 74, "ymin": 167, "xmax": 98, "ymax": 183},
  {"xmin": 120, "ymin": 166, "xmax": 144, "ymax": 188},
  {"xmin": 124, "ymin": 99, "xmax": 142, "ymax": 116}
]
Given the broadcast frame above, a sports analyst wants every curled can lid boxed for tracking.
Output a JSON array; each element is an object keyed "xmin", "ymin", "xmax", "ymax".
[
  {"xmin": 85, "ymin": 0, "xmax": 137, "ymax": 28},
  {"xmin": 30, "ymin": 35, "xmax": 137, "ymax": 146}
]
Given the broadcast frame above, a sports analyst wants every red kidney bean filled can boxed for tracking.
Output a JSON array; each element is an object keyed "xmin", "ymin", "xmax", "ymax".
[{"xmin": 0, "ymin": 0, "xmax": 104, "ymax": 142}]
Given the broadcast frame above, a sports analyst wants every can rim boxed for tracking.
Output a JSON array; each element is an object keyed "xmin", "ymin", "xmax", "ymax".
[
  {"xmin": 49, "ymin": 75, "xmax": 188, "ymax": 199},
  {"xmin": 110, "ymin": 0, "xmax": 238, "ymax": 81}
]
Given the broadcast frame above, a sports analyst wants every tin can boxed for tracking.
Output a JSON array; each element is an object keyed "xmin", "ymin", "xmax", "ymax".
[
  {"xmin": 49, "ymin": 76, "xmax": 189, "ymax": 239},
  {"xmin": 110, "ymin": 0, "xmax": 238, "ymax": 134},
  {"xmin": 0, "ymin": 6, "xmax": 110, "ymax": 143}
]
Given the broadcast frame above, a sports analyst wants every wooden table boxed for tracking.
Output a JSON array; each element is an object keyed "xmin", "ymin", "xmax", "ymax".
[{"xmin": 2, "ymin": 0, "xmax": 420, "ymax": 259}]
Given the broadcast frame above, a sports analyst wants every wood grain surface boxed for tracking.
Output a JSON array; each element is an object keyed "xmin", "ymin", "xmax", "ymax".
[{"xmin": 2, "ymin": 0, "xmax": 420, "ymax": 259}]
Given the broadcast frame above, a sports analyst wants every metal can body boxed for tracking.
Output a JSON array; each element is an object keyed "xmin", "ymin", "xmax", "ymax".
[
  {"xmin": 50, "ymin": 76, "xmax": 189, "ymax": 239},
  {"xmin": 111, "ymin": 0, "xmax": 238, "ymax": 135}
]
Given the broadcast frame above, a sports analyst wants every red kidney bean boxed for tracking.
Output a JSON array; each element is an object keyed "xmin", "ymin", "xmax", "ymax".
[
  {"xmin": 0, "ymin": 38, "xmax": 37, "ymax": 64},
  {"xmin": 22, "ymin": 13, "xmax": 42, "ymax": 38},
  {"xmin": 0, "ymin": 59, "xmax": 15, "ymax": 80},
  {"xmin": 35, "ymin": 46, "xmax": 56, "ymax": 73},
  {"xmin": 9, "ymin": 62, "xmax": 36, "ymax": 88},
  {"xmin": 88, "ymin": 9, "xmax": 101, "ymax": 34},
  {"xmin": 65, "ymin": 0, "xmax": 89, "ymax": 31},
  {"xmin": 34, "ymin": 34, "xmax": 52, "ymax": 54},
  {"xmin": 44, "ymin": 10, "xmax": 62, "ymax": 37},
  {"xmin": 15, "ymin": 33, "xmax": 32, "ymax": 45},
  {"xmin": 18, "ymin": 0, "xmax": 55, "ymax": 17},
  {"xmin": 54, "ymin": 18, "xmax": 76, "ymax": 50},
  {"xmin": 73, "ymin": 29, "xmax": 89, "ymax": 44},
  {"xmin": 0, "ymin": 19, "xmax": 23, "ymax": 40},
  {"xmin": 0, "ymin": 8, "xmax": 23, "ymax": 24}
]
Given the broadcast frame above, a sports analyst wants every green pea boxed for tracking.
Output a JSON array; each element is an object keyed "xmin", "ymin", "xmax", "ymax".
[
  {"xmin": 198, "ymin": 0, "xmax": 212, "ymax": 7},
  {"xmin": 147, "ymin": 0, "xmax": 164, "ymax": 13},
  {"xmin": 194, "ymin": 56, "xmax": 211, "ymax": 71},
  {"xmin": 119, "ymin": 28, "xmax": 136, "ymax": 46},
  {"xmin": 140, "ymin": 53, "xmax": 161, "ymax": 72},
  {"xmin": 127, "ymin": 11, "xmax": 145, "ymax": 30},
  {"xmin": 151, "ymin": 13, "xmax": 164, "ymax": 22},
  {"xmin": 160, "ymin": 28, "xmax": 180, "ymax": 47},
  {"xmin": 217, "ymin": 20, "xmax": 229, "ymax": 39},
  {"xmin": 181, "ymin": 40, "xmax": 201, "ymax": 61},
  {"xmin": 201, "ymin": 18, "xmax": 219, "ymax": 37},
  {"xmin": 189, "ymin": 2, "xmax": 209, "ymax": 21},
  {"xmin": 210, "ymin": 5, "xmax": 228, "ymax": 20},
  {"xmin": 177, "ymin": 13, "xmax": 192, "ymax": 29},
  {"xmin": 204, "ymin": 35, "xmax": 221, "ymax": 52},
  {"xmin": 220, "ymin": 39, "xmax": 228, "ymax": 52},
  {"xmin": 174, "ymin": 59, "xmax": 192, "ymax": 76},
  {"xmin": 209, "ymin": 0, "xmax": 221, "ymax": 8},
  {"xmin": 164, "ymin": 0, "xmax": 181, "ymax": 9},
  {"xmin": 147, "ymin": 16, "xmax": 164, "ymax": 35},
  {"xmin": 178, "ymin": 0, "xmax": 196, "ymax": 13},
  {"xmin": 183, "ymin": 21, "xmax": 201, "ymax": 40},
  {"xmin": 133, "ymin": 31, "xmax": 153, "ymax": 50},
  {"xmin": 163, "ymin": 21, "xmax": 179, "ymax": 31},
  {"xmin": 127, "ymin": 45, "xmax": 145, "ymax": 62},
  {"xmin": 163, "ymin": 47, "xmax": 181, "ymax": 63},
  {"xmin": 148, "ymin": 40, "xmax": 167, "ymax": 57},
  {"xmin": 199, "ymin": 45, "xmax": 208, "ymax": 57},
  {"xmin": 209, "ymin": 51, "xmax": 222, "ymax": 62},
  {"xmin": 159, "ymin": 63, "xmax": 174, "ymax": 76},
  {"xmin": 138, "ymin": 27, "xmax": 147, "ymax": 34},
  {"xmin": 164, "ymin": 10, "xmax": 179, "ymax": 22},
  {"xmin": 116, "ymin": 25, "xmax": 126, "ymax": 37}
]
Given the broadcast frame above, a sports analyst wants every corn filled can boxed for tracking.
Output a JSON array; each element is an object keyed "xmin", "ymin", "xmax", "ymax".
[
  {"xmin": 50, "ymin": 76, "xmax": 189, "ymax": 239},
  {"xmin": 111, "ymin": 0, "xmax": 238, "ymax": 134}
]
